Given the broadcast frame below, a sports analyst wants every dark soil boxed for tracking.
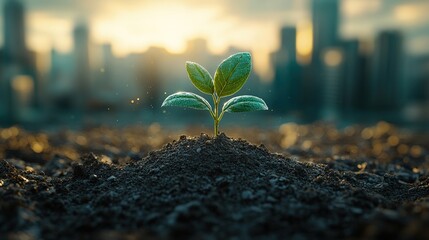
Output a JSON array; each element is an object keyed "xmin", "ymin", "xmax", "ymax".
[{"xmin": 1, "ymin": 125, "xmax": 429, "ymax": 239}]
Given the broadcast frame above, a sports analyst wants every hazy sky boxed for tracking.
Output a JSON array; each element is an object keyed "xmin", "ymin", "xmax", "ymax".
[{"xmin": 1, "ymin": 0, "xmax": 429, "ymax": 78}]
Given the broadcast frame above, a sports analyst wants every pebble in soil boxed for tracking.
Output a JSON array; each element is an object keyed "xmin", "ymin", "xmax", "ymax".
[{"xmin": 2, "ymin": 133, "xmax": 428, "ymax": 239}]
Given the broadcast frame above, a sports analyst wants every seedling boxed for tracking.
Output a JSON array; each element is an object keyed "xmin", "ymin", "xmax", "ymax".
[{"xmin": 161, "ymin": 52, "xmax": 268, "ymax": 137}]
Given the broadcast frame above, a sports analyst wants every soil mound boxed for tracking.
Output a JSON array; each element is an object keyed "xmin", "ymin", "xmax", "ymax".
[{"xmin": 1, "ymin": 134, "xmax": 429, "ymax": 239}]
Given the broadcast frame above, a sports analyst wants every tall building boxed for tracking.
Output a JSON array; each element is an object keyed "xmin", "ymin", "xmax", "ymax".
[
  {"xmin": 320, "ymin": 47, "xmax": 344, "ymax": 120},
  {"xmin": 320, "ymin": 40, "xmax": 366, "ymax": 120},
  {"xmin": 0, "ymin": 0, "xmax": 39, "ymax": 125},
  {"xmin": 369, "ymin": 31, "xmax": 404, "ymax": 111},
  {"xmin": 311, "ymin": 0, "xmax": 339, "ymax": 63},
  {"xmin": 3, "ymin": 0, "xmax": 27, "ymax": 63},
  {"xmin": 270, "ymin": 27, "xmax": 301, "ymax": 113},
  {"xmin": 90, "ymin": 43, "xmax": 120, "ymax": 109},
  {"xmin": 307, "ymin": 0, "xmax": 340, "ymax": 120},
  {"xmin": 100, "ymin": 43, "xmax": 114, "ymax": 89},
  {"xmin": 426, "ymin": 63, "xmax": 429, "ymax": 121},
  {"xmin": 72, "ymin": 22, "xmax": 91, "ymax": 110},
  {"xmin": 340, "ymin": 40, "xmax": 360, "ymax": 113},
  {"xmin": 139, "ymin": 47, "xmax": 166, "ymax": 111},
  {"xmin": 404, "ymin": 56, "xmax": 429, "ymax": 121},
  {"xmin": 48, "ymin": 49, "xmax": 75, "ymax": 112},
  {"xmin": 279, "ymin": 27, "xmax": 297, "ymax": 63}
]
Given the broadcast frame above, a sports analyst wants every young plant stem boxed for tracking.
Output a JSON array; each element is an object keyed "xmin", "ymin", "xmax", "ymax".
[
  {"xmin": 212, "ymin": 94, "xmax": 220, "ymax": 137},
  {"xmin": 214, "ymin": 118, "xmax": 218, "ymax": 137}
]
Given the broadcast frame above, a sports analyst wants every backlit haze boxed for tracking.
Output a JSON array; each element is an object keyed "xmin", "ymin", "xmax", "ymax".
[{"xmin": 2, "ymin": 0, "xmax": 429, "ymax": 80}]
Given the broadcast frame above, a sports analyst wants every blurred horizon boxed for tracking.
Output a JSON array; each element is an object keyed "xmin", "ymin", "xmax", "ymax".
[
  {"xmin": 0, "ymin": 0, "xmax": 429, "ymax": 79},
  {"xmin": 0, "ymin": 0, "xmax": 428, "ymax": 129}
]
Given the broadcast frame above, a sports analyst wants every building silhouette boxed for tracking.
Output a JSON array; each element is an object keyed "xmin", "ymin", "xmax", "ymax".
[
  {"xmin": 268, "ymin": 0, "xmax": 414, "ymax": 123},
  {"xmin": 339, "ymin": 40, "xmax": 361, "ymax": 115},
  {"xmin": 270, "ymin": 27, "xmax": 302, "ymax": 113},
  {"xmin": 99, "ymin": 44, "xmax": 114, "ymax": 90},
  {"xmin": 369, "ymin": 30, "xmax": 404, "ymax": 111},
  {"xmin": 409, "ymin": 56, "xmax": 429, "ymax": 104},
  {"xmin": 320, "ymin": 47, "xmax": 344, "ymax": 120},
  {"xmin": 311, "ymin": 0, "xmax": 339, "ymax": 63},
  {"xmin": 48, "ymin": 49, "xmax": 75, "ymax": 112},
  {"xmin": 72, "ymin": 22, "xmax": 91, "ymax": 111},
  {"xmin": 3, "ymin": 0, "xmax": 27, "ymax": 63},
  {"xmin": 317, "ymin": 40, "xmax": 363, "ymax": 120},
  {"xmin": 308, "ymin": 0, "xmax": 340, "ymax": 119},
  {"xmin": 340, "ymin": 39, "xmax": 364, "ymax": 110},
  {"xmin": 403, "ymin": 55, "xmax": 429, "ymax": 122},
  {"xmin": 138, "ymin": 47, "xmax": 166, "ymax": 111},
  {"xmin": 91, "ymin": 43, "xmax": 119, "ymax": 110},
  {"xmin": 0, "ymin": 0, "xmax": 39, "ymax": 125}
]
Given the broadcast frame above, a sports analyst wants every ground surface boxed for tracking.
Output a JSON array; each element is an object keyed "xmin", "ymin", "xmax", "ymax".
[{"xmin": 0, "ymin": 122, "xmax": 429, "ymax": 239}]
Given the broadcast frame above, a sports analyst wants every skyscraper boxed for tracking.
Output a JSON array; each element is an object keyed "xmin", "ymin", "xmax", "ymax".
[
  {"xmin": 408, "ymin": 56, "xmax": 429, "ymax": 121},
  {"xmin": 369, "ymin": 31, "xmax": 404, "ymax": 111},
  {"xmin": 307, "ymin": 0, "xmax": 340, "ymax": 120},
  {"xmin": 320, "ymin": 47, "xmax": 344, "ymax": 120},
  {"xmin": 3, "ymin": 0, "xmax": 27, "ymax": 63},
  {"xmin": 279, "ymin": 27, "xmax": 297, "ymax": 63},
  {"xmin": 311, "ymin": 0, "xmax": 340, "ymax": 63},
  {"xmin": 73, "ymin": 22, "xmax": 91, "ymax": 110},
  {"xmin": 270, "ymin": 27, "xmax": 301, "ymax": 113},
  {"xmin": 340, "ymin": 40, "xmax": 360, "ymax": 113},
  {"xmin": 320, "ymin": 40, "xmax": 365, "ymax": 120},
  {"xmin": 139, "ymin": 47, "xmax": 166, "ymax": 111},
  {"xmin": 47, "ymin": 49, "xmax": 75, "ymax": 112},
  {"xmin": 0, "ymin": 0, "xmax": 39, "ymax": 125},
  {"xmin": 100, "ymin": 43, "xmax": 114, "ymax": 89}
]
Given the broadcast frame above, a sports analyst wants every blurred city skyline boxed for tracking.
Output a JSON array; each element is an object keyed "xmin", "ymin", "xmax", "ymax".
[
  {"xmin": 0, "ymin": 0, "xmax": 428, "ymax": 79},
  {"xmin": 0, "ymin": 0, "xmax": 428, "ymax": 128}
]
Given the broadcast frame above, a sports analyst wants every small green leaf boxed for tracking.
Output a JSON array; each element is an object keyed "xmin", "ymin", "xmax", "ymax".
[
  {"xmin": 214, "ymin": 52, "xmax": 252, "ymax": 97},
  {"xmin": 186, "ymin": 61, "xmax": 214, "ymax": 95},
  {"xmin": 161, "ymin": 92, "xmax": 212, "ymax": 111},
  {"xmin": 222, "ymin": 95, "xmax": 268, "ymax": 113}
]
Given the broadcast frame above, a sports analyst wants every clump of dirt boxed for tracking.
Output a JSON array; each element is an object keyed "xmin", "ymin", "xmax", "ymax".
[{"xmin": 1, "ymin": 133, "xmax": 429, "ymax": 239}]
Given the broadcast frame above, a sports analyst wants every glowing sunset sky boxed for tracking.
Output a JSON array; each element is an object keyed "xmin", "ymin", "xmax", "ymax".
[{"xmin": 1, "ymin": 0, "xmax": 429, "ymax": 79}]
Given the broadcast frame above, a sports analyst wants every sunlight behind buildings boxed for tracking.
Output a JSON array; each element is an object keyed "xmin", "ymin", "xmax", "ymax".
[
  {"xmin": 394, "ymin": 5, "xmax": 423, "ymax": 24},
  {"xmin": 27, "ymin": 12, "xmax": 73, "ymax": 53},
  {"xmin": 93, "ymin": 3, "xmax": 222, "ymax": 55},
  {"xmin": 341, "ymin": 0, "xmax": 381, "ymax": 18},
  {"xmin": 19, "ymin": 2, "xmax": 279, "ymax": 80},
  {"xmin": 91, "ymin": 2, "xmax": 277, "ymax": 80},
  {"xmin": 296, "ymin": 21, "xmax": 313, "ymax": 64}
]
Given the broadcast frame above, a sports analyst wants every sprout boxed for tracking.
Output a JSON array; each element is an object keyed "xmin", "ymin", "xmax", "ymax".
[{"xmin": 162, "ymin": 52, "xmax": 268, "ymax": 137}]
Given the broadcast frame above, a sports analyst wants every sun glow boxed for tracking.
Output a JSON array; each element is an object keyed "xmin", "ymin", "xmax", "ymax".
[
  {"xmin": 27, "ymin": 12, "xmax": 73, "ymax": 53},
  {"xmin": 394, "ymin": 5, "xmax": 423, "ymax": 24},
  {"xmin": 23, "ymin": 2, "xmax": 280, "ymax": 79},
  {"xmin": 342, "ymin": 0, "xmax": 382, "ymax": 17},
  {"xmin": 92, "ymin": 3, "xmax": 222, "ymax": 55},
  {"xmin": 296, "ymin": 21, "xmax": 313, "ymax": 64}
]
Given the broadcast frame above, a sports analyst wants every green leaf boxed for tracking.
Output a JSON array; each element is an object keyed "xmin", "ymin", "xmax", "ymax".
[
  {"xmin": 222, "ymin": 95, "xmax": 268, "ymax": 113},
  {"xmin": 186, "ymin": 61, "xmax": 214, "ymax": 95},
  {"xmin": 161, "ymin": 92, "xmax": 212, "ymax": 111},
  {"xmin": 214, "ymin": 52, "xmax": 252, "ymax": 97}
]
